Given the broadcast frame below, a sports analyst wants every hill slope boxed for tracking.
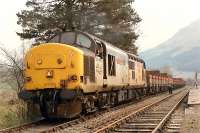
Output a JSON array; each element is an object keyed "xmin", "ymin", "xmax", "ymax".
[{"xmin": 140, "ymin": 19, "xmax": 200, "ymax": 72}]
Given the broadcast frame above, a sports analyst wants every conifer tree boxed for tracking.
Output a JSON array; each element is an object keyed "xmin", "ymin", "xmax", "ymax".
[{"xmin": 17, "ymin": 0, "xmax": 141, "ymax": 54}]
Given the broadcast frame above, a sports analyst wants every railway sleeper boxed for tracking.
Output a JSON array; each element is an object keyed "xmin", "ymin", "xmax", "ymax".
[
  {"xmin": 113, "ymin": 128, "xmax": 153, "ymax": 132},
  {"xmin": 120, "ymin": 123, "xmax": 157, "ymax": 129}
]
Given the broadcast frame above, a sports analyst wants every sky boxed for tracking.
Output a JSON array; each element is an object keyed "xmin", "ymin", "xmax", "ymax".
[
  {"xmin": 0, "ymin": 0, "xmax": 200, "ymax": 52},
  {"xmin": 134, "ymin": 0, "xmax": 200, "ymax": 52},
  {"xmin": 0, "ymin": 0, "xmax": 26, "ymax": 49}
]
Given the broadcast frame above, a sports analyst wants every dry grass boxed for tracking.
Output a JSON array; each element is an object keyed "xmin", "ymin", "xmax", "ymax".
[{"xmin": 0, "ymin": 89, "xmax": 28, "ymax": 129}]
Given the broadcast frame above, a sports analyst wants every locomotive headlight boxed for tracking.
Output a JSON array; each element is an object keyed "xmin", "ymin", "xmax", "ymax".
[
  {"xmin": 71, "ymin": 75, "xmax": 78, "ymax": 81},
  {"xmin": 25, "ymin": 76, "xmax": 32, "ymax": 82},
  {"xmin": 46, "ymin": 70, "xmax": 54, "ymax": 78},
  {"xmin": 37, "ymin": 59, "xmax": 42, "ymax": 65},
  {"xmin": 57, "ymin": 58, "xmax": 63, "ymax": 64}
]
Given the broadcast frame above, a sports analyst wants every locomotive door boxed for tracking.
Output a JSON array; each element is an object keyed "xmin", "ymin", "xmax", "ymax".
[
  {"xmin": 102, "ymin": 42, "xmax": 107, "ymax": 87},
  {"xmin": 95, "ymin": 41, "xmax": 104, "ymax": 88}
]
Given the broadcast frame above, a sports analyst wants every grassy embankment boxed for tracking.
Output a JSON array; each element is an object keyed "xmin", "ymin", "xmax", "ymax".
[{"xmin": 0, "ymin": 83, "xmax": 28, "ymax": 129}]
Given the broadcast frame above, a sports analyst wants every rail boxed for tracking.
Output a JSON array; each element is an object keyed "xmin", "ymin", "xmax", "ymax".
[{"xmin": 93, "ymin": 89, "xmax": 188, "ymax": 133}]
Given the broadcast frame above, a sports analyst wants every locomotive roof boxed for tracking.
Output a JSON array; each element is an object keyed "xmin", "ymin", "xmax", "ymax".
[
  {"xmin": 79, "ymin": 31, "xmax": 126, "ymax": 53},
  {"xmin": 127, "ymin": 52, "xmax": 145, "ymax": 63},
  {"xmin": 47, "ymin": 30, "xmax": 144, "ymax": 63},
  {"xmin": 78, "ymin": 31, "xmax": 144, "ymax": 63}
]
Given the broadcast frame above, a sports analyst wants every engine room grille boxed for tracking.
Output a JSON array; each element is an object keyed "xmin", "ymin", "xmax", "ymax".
[{"xmin": 84, "ymin": 56, "xmax": 95, "ymax": 82}]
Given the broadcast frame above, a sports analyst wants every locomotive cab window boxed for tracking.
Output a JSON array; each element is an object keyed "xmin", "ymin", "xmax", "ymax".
[
  {"xmin": 49, "ymin": 32, "xmax": 76, "ymax": 44},
  {"xmin": 108, "ymin": 54, "xmax": 116, "ymax": 76},
  {"xmin": 129, "ymin": 61, "xmax": 135, "ymax": 79},
  {"xmin": 77, "ymin": 34, "xmax": 91, "ymax": 48},
  {"xmin": 143, "ymin": 62, "xmax": 146, "ymax": 69},
  {"xmin": 128, "ymin": 61, "xmax": 135, "ymax": 70},
  {"xmin": 49, "ymin": 32, "xmax": 92, "ymax": 49},
  {"xmin": 95, "ymin": 41, "xmax": 103, "ymax": 58},
  {"xmin": 142, "ymin": 69, "xmax": 145, "ymax": 81},
  {"xmin": 132, "ymin": 71, "xmax": 135, "ymax": 80}
]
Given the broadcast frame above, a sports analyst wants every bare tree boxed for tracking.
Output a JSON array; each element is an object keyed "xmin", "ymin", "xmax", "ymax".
[
  {"xmin": 0, "ymin": 44, "xmax": 25, "ymax": 93},
  {"xmin": 0, "ymin": 43, "xmax": 30, "ymax": 123}
]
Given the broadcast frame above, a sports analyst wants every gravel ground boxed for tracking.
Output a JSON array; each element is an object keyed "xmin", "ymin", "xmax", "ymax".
[
  {"xmin": 181, "ymin": 88, "xmax": 200, "ymax": 133},
  {"xmin": 181, "ymin": 92, "xmax": 200, "ymax": 133},
  {"xmin": 181, "ymin": 105, "xmax": 200, "ymax": 133}
]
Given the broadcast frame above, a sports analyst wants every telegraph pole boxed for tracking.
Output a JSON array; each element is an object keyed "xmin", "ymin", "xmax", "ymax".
[{"xmin": 194, "ymin": 72, "xmax": 198, "ymax": 89}]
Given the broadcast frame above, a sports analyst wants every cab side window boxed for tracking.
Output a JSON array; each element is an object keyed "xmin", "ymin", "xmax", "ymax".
[
  {"xmin": 142, "ymin": 68, "xmax": 145, "ymax": 81},
  {"xmin": 95, "ymin": 41, "xmax": 103, "ymax": 58},
  {"xmin": 129, "ymin": 61, "xmax": 135, "ymax": 79}
]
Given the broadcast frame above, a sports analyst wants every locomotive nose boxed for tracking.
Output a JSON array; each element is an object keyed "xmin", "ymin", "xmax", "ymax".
[{"xmin": 24, "ymin": 43, "xmax": 84, "ymax": 90}]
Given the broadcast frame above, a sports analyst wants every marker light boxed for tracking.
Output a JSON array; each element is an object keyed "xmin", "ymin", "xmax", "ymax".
[
  {"xmin": 26, "ymin": 77, "xmax": 32, "ymax": 82},
  {"xmin": 37, "ymin": 59, "xmax": 42, "ymax": 65},
  {"xmin": 71, "ymin": 75, "xmax": 78, "ymax": 81},
  {"xmin": 46, "ymin": 70, "xmax": 53, "ymax": 78}
]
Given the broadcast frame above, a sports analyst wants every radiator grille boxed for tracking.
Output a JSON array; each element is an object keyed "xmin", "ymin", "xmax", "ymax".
[{"xmin": 84, "ymin": 56, "xmax": 95, "ymax": 82}]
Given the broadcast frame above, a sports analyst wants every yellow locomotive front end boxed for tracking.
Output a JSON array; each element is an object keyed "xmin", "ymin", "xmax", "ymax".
[
  {"xmin": 24, "ymin": 43, "xmax": 83, "ymax": 90},
  {"xmin": 19, "ymin": 43, "xmax": 84, "ymax": 118}
]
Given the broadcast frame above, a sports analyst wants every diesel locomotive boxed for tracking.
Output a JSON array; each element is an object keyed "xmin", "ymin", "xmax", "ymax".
[{"xmin": 19, "ymin": 31, "xmax": 185, "ymax": 118}]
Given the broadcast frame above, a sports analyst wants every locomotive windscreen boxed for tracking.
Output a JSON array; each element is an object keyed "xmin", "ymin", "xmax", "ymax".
[
  {"xmin": 49, "ymin": 32, "xmax": 76, "ymax": 44},
  {"xmin": 49, "ymin": 32, "xmax": 92, "ymax": 49}
]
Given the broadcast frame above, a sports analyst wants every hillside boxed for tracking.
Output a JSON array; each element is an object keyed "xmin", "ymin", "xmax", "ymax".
[{"xmin": 140, "ymin": 19, "xmax": 200, "ymax": 73}]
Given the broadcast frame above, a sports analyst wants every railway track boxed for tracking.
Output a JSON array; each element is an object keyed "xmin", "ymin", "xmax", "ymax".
[
  {"xmin": 52, "ymin": 88, "xmax": 187, "ymax": 133},
  {"xmin": 162, "ymin": 94, "xmax": 188, "ymax": 132},
  {"xmin": 93, "ymin": 89, "xmax": 188, "ymax": 133},
  {"xmin": 0, "ymin": 116, "xmax": 89, "ymax": 133},
  {"xmin": 0, "ymin": 98, "xmax": 151, "ymax": 133},
  {"xmin": 0, "ymin": 88, "xmax": 187, "ymax": 133}
]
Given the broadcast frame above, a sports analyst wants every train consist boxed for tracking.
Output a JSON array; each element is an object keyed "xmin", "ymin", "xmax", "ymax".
[
  {"xmin": 146, "ymin": 71, "xmax": 185, "ymax": 93},
  {"xmin": 19, "ymin": 31, "xmax": 185, "ymax": 118}
]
